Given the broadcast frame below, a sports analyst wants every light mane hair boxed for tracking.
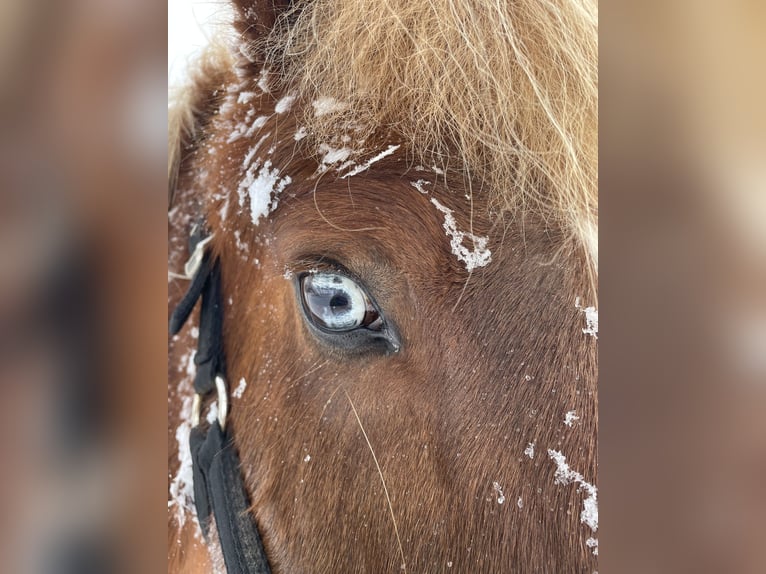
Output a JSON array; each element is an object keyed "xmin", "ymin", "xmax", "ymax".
[
  {"xmin": 260, "ymin": 0, "xmax": 598, "ymax": 274},
  {"xmin": 168, "ymin": 42, "xmax": 234, "ymax": 205}
]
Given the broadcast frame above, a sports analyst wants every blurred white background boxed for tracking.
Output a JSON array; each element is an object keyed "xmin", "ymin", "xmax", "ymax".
[{"xmin": 168, "ymin": 0, "xmax": 231, "ymax": 87}]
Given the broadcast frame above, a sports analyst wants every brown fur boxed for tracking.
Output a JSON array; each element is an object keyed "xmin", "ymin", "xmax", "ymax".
[
  {"xmin": 169, "ymin": 1, "xmax": 597, "ymax": 571},
  {"xmin": 169, "ymin": 43, "xmax": 235, "ymax": 206}
]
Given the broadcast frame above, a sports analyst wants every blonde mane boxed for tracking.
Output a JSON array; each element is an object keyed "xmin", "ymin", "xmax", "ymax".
[{"xmin": 260, "ymin": 0, "xmax": 598, "ymax": 271}]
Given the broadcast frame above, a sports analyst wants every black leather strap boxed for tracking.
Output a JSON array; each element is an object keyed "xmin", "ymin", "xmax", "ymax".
[
  {"xmin": 169, "ymin": 253, "xmax": 211, "ymax": 336},
  {"xmin": 171, "ymin": 227, "xmax": 271, "ymax": 574},
  {"xmin": 190, "ymin": 422, "xmax": 271, "ymax": 574},
  {"xmin": 192, "ymin": 259, "xmax": 224, "ymax": 396}
]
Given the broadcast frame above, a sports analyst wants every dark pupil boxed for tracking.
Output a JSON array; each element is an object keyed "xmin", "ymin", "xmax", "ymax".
[{"xmin": 329, "ymin": 293, "xmax": 349, "ymax": 310}]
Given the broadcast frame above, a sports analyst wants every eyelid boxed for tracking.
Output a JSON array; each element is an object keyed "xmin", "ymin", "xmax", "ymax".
[
  {"xmin": 292, "ymin": 256, "xmax": 355, "ymax": 278},
  {"xmin": 291, "ymin": 257, "xmax": 376, "ymax": 301}
]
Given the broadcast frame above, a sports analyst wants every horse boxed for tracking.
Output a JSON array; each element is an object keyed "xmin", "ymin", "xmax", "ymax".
[{"xmin": 168, "ymin": 0, "xmax": 598, "ymax": 572}]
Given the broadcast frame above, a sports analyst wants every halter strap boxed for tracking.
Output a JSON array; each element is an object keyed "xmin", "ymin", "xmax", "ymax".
[{"xmin": 171, "ymin": 227, "xmax": 272, "ymax": 574}]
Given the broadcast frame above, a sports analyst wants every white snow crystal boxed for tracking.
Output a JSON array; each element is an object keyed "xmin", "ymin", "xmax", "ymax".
[
  {"xmin": 304, "ymin": 454, "xmax": 311, "ymax": 463},
  {"xmin": 293, "ymin": 126, "xmax": 308, "ymax": 141},
  {"xmin": 547, "ymin": 449, "xmax": 598, "ymax": 532},
  {"xmin": 318, "ymin": 143, "xmax": 353, "ymax": 167},
  {"xmin": 275, "ymin": 94, "xmax": 296, "ymax": 114},
  {"xmin": 168, "ymin": 355, "xmax": 198, "ymax": 531},
  {"xmin": 564, "ymin": 410, "xmax": 580, "ymax": 427},
  {"xmin": 410, "ymin": 179, "xmax": 431, "ymax": 194},
  {"xmin": 576, "ymin": 298, "xmax": 598, "ymax": 338},
  {"xmin": 242, "ymin": 133, "xmax": 272, "ymax": 174},
  {"xmin": 257, "ymin": 68, "xmax": 270, "ymax": 93},
  {"xmin": 524, "ymin": 442, "xmax": 535, "ymax": 458},
  {"xmin": 206, "ymin": 400, "xmax": 219, "ymax": 425},
  {"xmin": 227, "ymin": 115, "xmax": 269, "ymax": 144},
  {"xmin": 583, "ymin": 307, "xmax": 598, "ymax": 338},
  {"xmin": 586, "ymin": 537, "xmax": 598, "ymax": 556},
  {"xmin": 237, "ymin": 160, "xmax": 292, "ymax": 225},
  {"xmin": 312, "ymin": 97, "xmax": 348, "ymax": 117},
  {"xmin": 341, "ymin": 145, "xmax": 400, "ymax": 179},
  {"xmin": 168, "ymin": 395, "xmax": 194, "ymax": 527},
  {"xmin": 232, "ymin": 377, "xmax": 247, "ymax": 399},
  {"xmin": 517, "ymin": 497, "xmax": 524, "ymax": 509},
  {"xmin": 237, "ymin": 91, "xmax": 257, "ymax": 105},
  {"xmin": 492, "ymin": 481, "xmax": 505, "ymax": 504},
  {"xmin": 430, "ymin": 198, "xmax": 492, "ymax": 272}
]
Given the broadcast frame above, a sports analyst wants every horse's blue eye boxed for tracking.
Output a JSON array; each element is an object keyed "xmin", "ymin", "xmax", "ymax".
[{"xmin": 300, "ymin": 273, "xmax": 381, "ymax": 332}]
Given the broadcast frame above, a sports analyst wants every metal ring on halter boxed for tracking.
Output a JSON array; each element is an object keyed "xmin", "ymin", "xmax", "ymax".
[
  {"xmin": 191, "ymin": 375, "xmax": 229, "ymax": 431},
  {"xmin": 184, "ymin": 234, "xmax": 215, "ymax": 279}
]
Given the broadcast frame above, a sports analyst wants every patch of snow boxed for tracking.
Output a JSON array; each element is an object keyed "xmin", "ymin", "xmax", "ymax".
[
  {"xmin": 492, "ymin": 481, "xmax": 505, "ymax": 504},
  {"xmin": 517, "ymin": 497, "xmax": 523, "ymax": 509},
  {"xmin": 575, "ymin": 297, "xmax": 598, "ymax": 338},
  {"xmin": 237, "ymin": 91, "xmax": 257, "ymax": 105},
  {"xmin": 586, "ymin": 537, "xmax": 598, "ymax": 556},
  {"xmin": 275, "ymin": 94, "xmax": 296, "ymax": 114},
  {"xmin": 430, "ymin": 198, "xmax": 492, "ymax": 272},
  {"xmin": 564, "ymin": 410, "xmax": 580, "ymax": 427},
  {"xmin": 227, "ymin": 115, "xmax": 269, "ymax": 144},
  {"xmin": 432, "ymin": 165, "xmax": 445, "ymax": 175},
  {"xmin": 524, "ymin": 442, "xmax": 535, "ymax": 458},
  {"xmin": 294, "ymin": 126, "xmax": 308, "ymax": 141},
  {"xmin": 304, "ymin": 454, "xmax": 311, "ymax": 462},
  {"xmin": 312, "ymin": 97, "xmax": 348, "ymax": 117},
  {"xmin": 411, "ymin": 179, "xmax": 431, "ymax": 194},
  {"xmin": 206, "ymin": 400, "xmax": 219, "ymax": 425},
  {"xmin": 242, "ymin": 133, "xmax": 272, "ymax": 173},
  {"xmin": 583, "ymin": 307, "xmax": 598, "ymax": 338},
  {"xmin": 168, "ymin": 397, "xmax": 194, "ymax": 527},
  {"xmin": 318, "ymin": 143, "xmax": 353, "ymax": 167},
  {"xmin": 547, "ymin": 449, "xmax": 598, "ymax": 533},
  {"xmin": 240, "ymin": 115, "xmax": 269, "ymax": 143},
  {"xmin": 341, "ymin": 145, "xmax": 400, "ymax": 179},
  {"xmin": 238, "ymin": 160, "xmax": 292, "ymax": 225},
  {"xmin": 257, "ymin": 68, "xmax": 270, "ymax": 93},
  {"xmin": 232, "ymin": 377, "xmax": 247, "ymax": 399}
]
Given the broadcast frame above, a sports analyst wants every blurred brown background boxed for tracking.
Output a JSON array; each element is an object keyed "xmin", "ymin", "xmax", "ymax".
[
  {"xmin": 601, "ymin": 0, "xmax": 766, "ymax": 572},
  {"xmin": 1, "ymin": 0, "xmax": 166, "ymax": 572},
  {"xmin": 0, "ymin": 0, "xmax": 763, "ymax": 572}
]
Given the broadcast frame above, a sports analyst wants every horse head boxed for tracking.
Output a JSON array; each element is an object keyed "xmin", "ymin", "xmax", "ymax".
[{"xmin": 169, "ymin": 1, "xmax": 597, "ymax": 571}]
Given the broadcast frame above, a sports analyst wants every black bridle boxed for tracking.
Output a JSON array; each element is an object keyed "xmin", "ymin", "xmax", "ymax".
[{"xmin": 170, "ymin": 226, "xmax": 271, "ymax": 574}]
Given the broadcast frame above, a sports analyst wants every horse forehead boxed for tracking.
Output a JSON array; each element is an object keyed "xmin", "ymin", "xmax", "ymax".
[
  {"xmin": 209, "ymin": 96, "xmax": 504, "ymax": 252},
  {"xmin": 209, "ymin": 92, "xmax": 561, "ymax": 310},
  {"xmin": 208, "ymin": 91, "xmax": 448, "ymax": 200}
]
